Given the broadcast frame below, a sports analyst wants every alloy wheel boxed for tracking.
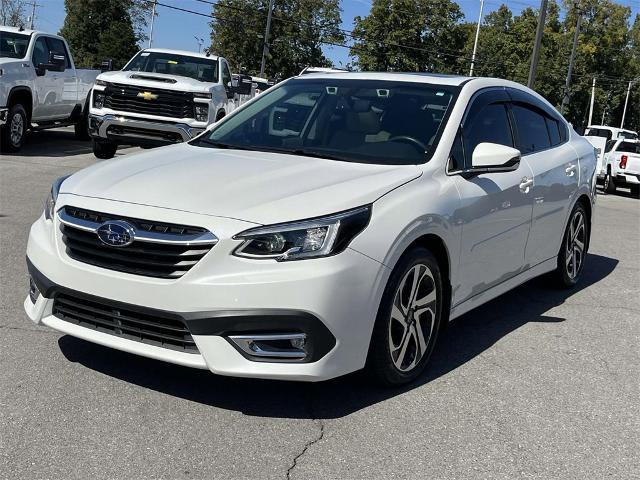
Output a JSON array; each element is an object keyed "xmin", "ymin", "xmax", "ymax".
[
  {"xmin": 565, "ymin": 210, "xmax": 586, "ymax": 280},
  {"xmin": 388, "ymin": 263, "xmax": 437, "ymax": 372},
  {"xmin": 10, "ymin": 112, "xmax": 24, "ymax": 147}
]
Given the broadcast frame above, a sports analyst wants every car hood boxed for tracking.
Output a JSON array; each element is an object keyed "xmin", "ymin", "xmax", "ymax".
[
  {"xmin": 97, "ymin": 70, "xmax": 213, "ymax": 94},
  {"xmin": 62, "ymin": 143, "xmax": 422, "ymax": 225}
]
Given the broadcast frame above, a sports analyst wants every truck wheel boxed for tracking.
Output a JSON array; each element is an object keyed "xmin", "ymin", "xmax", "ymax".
[
  {"xmin": 0, "ymin": 104, "xmax": 27, "ymax": 152},
  {"xmin": 604, "ymin": 169, "xmax": 616, "ymax": 194},
  {"xmin": 92, "ymin": 139, "xmax": 118, "ymax": 159},
  {"xmin": 74, "ymin": 99, "xmax": 90, "ymax": 140}
]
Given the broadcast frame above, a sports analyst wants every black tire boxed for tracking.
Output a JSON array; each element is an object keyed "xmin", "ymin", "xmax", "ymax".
[
  {"xmin": 74, "ymin": 98, "xmax": 90, "ymax": 140},
  {"xmin": 366, "ymin": 247, "xmax": 443, "ymax": 387},
  {"xmin": 604, "ymin": 169, "xmax": 616, "ymax": 194},
  {"xmin": 215, "ymin": 110, "xmax": 225, "ymax": 122},
  {"xmin": 0, "ymin": 103, "xmax": 27, "ymax": 152},
  {"xmin": 92, "ymin": 139, "xmax": 118, "ymax": 159},
  {"xmin": 630, "ymin": 185, "xmax": 639, "ymax": 197},
  {"xmin": 551, "ymin": 202, "xmax": 589, "ymax": 288}
]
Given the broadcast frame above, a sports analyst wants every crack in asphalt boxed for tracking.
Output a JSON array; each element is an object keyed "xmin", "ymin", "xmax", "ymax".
[
  {"xmin": 0, "ymin": 324, "xmax": 57, "ymax": 335},
  {"xmin": 285, "ymin": 418, "xmax": 325, "ymax": 480}
]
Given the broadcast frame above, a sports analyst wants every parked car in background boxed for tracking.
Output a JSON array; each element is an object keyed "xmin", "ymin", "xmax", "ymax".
[
  {"xmin": 251, "ymin": 76, "xmax": 274, "ymax": 95},
  {"xmin": 88, "ymin": 48, "xmax": 252, "ymax": 159},
  {"xmin": 0, "ymin": 26, "xmax": 100, "ymax": 152},
  {"xmin": 602, "ymin": 138, "xmax": 640, "ymax": 195},
  {"xmin": 25, "ymin": 73, "xmax": 596, "ymax": 385},
  {"xmin": 584, "ymin": 125, "xmax": 638, "ymax": 141}
]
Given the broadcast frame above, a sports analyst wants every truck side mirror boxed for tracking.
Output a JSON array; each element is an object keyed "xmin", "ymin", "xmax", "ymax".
[{"xmin": 100, "ymin": 59, "xmax": 114, "ymax": 72}]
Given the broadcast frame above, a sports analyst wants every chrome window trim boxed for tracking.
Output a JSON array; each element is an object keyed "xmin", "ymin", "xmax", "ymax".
[{"xmin": 57, "ymin": 208, "xmax": 218, "ymax": 246}]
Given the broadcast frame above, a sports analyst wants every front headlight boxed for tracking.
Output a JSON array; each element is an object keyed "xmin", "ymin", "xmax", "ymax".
[
  {"xmin": 233, "ymin": 206, "xmax": 371, "ymax": 261},
  {"xmin": 93, "ymin": 90, "xmax": 105, "ymax": 109},
  {"xmin": 44, "ymin": 175, "xmax": 71, "ymax": 221},
  {"xmin": 194, "ymin": 104, "xmax": 209, "ymax": 122}
]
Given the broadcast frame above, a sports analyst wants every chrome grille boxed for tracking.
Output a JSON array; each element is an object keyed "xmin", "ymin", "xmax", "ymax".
[
  {"xmin": 52, "ymin": 293, "xmax": 198, "ymax": 352},
  {"xmin": 103, "ymin": 83, "xmax": 194, "ymax": 118},
  {"xmin": 59, "ymin": 206, "xmax": 217, "ymax": 279}
]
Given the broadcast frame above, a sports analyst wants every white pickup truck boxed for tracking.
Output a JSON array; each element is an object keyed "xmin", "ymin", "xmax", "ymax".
[
  {"xmin": 601, "ymin": 139, "xmax": 640, "ymax": 196},
  {"xmin": 0, "ymin": 26, "xmax": 101, "ymax": 152},
  {"xmin": 88, "ymin": 48, "xmax": 252, "ymax": 159}
]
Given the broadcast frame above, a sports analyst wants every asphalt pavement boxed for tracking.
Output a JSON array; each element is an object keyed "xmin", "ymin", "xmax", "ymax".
[{"xmin": 1, "ymin": 128, "xmax": 638, "ymax": 479}]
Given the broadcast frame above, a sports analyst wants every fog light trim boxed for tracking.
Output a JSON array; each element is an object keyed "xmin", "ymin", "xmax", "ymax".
[
  {"xmin": 229, "ymin": 333, "xmax": 307, "ymax": 359},
  {"xmin": 29, "ymin": 275, "xmax": 40, "ymax": 304}
]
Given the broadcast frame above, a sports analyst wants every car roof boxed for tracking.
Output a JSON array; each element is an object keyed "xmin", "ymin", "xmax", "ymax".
[
  {"xmin": 294, "ymin": 71, "xmax": 473, "ymax": 86},
  {"xmin": 142, "ymin": 48, "xmax": 219, "ymax": 61},
  {"xmin": 0, "ymin": 26, "xmax": 63, "ymax": 39}
]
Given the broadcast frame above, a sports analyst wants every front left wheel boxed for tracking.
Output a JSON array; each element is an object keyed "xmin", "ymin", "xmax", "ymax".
[
  {"xmin": 0, "ymin": 104, "xmax": 27, "ymax": 152},
  {"xmin": 367, "ymin": 248, "xmax": 443, "ymax": 386}
]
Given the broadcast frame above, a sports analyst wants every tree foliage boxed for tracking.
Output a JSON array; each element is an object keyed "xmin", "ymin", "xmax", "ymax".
[
  {"xmin": 350, "ymin": 0, "xmax": 466, "ymax": 73},
  {"xmin": 209, "ymin": 0, "xmax": 344, "ymax": 79},
  {"xmin": 1, "ymin": 0, "xmax": 26, "ymax": 27},
  {"xmin": 59, "ymin": 0, "xmax": 151, "ymax": 69},
  {"xmin": 349, "ymin": 0, "xmax": 639, "ymax": 131}
]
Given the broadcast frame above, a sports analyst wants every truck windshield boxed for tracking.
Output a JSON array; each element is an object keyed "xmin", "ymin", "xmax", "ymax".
[
  {"xmin": 0, "ymin": 31, "xmax": 30, "ymax": 59},
  {"xmin": 193, "ymin": 78, "xmax": 457, "ymax": 165},
  {"xmin": 124, "ymin": 51, "xmax": 219, "ymax": 83}
]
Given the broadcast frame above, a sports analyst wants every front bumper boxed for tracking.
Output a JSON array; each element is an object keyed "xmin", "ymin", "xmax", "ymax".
[
  {"xmin": 89, "ymin": 113, "xmax": 205, "ymax": 146},
  {"xmin": 24, "ymin": 198, "xmax": 388, "ymax": 381},
  {"xmin": 0, "ymin": 107, "xmax": 8, "ymax": 126}
]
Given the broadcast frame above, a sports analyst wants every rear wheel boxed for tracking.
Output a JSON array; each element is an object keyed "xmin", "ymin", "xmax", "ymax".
[
  {"xmin": 92, "ymin": 139, "xmax": 118, "ymax": 159},
  {"xmin": 552, "ymin": 202, "xmax": 588, "ymax": 288},
  {"xmin": 0, "ymin": 104, "xmax": 27, "ymax": 152},
  {"xmin": 367, "ymin": 248, "xmax": 443, "ymax": 386},
  {"xmin": 604, "ymin": 169, "xmax": 616, "ymax": 194}
]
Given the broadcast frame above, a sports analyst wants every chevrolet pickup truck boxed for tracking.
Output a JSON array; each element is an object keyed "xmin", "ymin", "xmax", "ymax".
[
  {"xmin": 602, "ymin": 139, "xmax": 640, "ymax": 196},
  {"xmin": 0, "ymin": 26, "xmax": 100, "ymax": 152},
  {"xmin": 88, "ymin": 48, "xmax": 252, "ymax": 159}
]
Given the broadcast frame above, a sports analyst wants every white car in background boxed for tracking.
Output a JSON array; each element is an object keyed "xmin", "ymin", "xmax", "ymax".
[
  {"xmin": 602, "ymin": 139, "xmax": 640, "ymax": 195},
  {"xmin": 25, "ymin": 73, "xmax": 596, "ymax": 385},
  {"xmin": 88, "ymin": 48, "xmax": 251, "ymax": 159}
]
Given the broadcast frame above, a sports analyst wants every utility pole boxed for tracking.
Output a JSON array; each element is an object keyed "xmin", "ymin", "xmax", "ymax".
[
  {"xmin": 587, "ymin": 77, "xmax": 596, "ymax": 126},
  {"xmin": 620, "ymin": 79, "xmax": 638, "ymax": 129},
  {"xmin": 560, "ymin": 2, "xmax": 581, "ymax": 115},
  {"xmin": 527, "ymin": 0, "xmax": 548, "ymax": 89},
  {"xmin": 148, "ymin": 0, "xmax": 157, "ymax": 48},
  {"xmin": 194, "ymin": 36, "xmax": 204, "ymax": 53},
  {"xmin": 469, "ymin": 0, "xmax": 485, "ymax": 76},
  {"xmin": 259, "ymin": 0, "xmax": 275, "ymax": 78},
  {"xmin": 26, "ymin": 1, "xmax": 41, "ymax": 29}
]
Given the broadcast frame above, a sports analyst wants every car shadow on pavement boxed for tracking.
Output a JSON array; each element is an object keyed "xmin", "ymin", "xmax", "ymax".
[{"xmin": 57, "ymin": 253, "xmax": 618, "ymax": 419}]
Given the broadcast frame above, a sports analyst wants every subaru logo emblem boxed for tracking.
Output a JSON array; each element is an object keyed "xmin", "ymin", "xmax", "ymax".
[{"xmin": 96, "ymin": 220, "xmax": 135, "ymax": 247}]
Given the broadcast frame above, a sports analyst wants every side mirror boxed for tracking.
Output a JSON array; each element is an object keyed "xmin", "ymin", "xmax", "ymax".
[
  {"xmin": 100, "ymin": 59, "xmax": 114, "ymax": 72},
  {"xmin": 46, "ymin": 51, "xmax": 66, "ymax": 71},
  {"xmin": 470, "ymin": 142, "xmax": 521, "ymax": 173}
]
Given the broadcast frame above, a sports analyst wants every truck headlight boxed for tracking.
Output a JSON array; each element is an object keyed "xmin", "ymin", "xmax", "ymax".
[
  {"xmin": 194, "ymin": 104, "xmax": 208, "ymax": 122},
  {"xmin": 233, "ymin": 206, "xmax": 371, "ymax": 261},
  {"xmin": 93, "ymin": 91, "xmax": 105, "ymax": 109},
  {"xmin": 44, "ymin": 175, "xmax": 71, "ymax": 221}
]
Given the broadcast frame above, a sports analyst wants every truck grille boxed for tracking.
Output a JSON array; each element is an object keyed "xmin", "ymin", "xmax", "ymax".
[
  {"xmin": 52, "ymin": 293, "xmax": 198, "ymax": 353},
  {"xmin": 59, "ymin": 206, "xmax": 218, "ymax": 279},
  {"xmin": 103, "ymin": 83, "xmax": 195, "ymax": 119}
]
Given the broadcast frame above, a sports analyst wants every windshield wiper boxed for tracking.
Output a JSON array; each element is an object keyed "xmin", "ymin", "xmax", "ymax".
[{"xmin": 196, "ymin": 139, "xmax": 255, "ymax": 151}]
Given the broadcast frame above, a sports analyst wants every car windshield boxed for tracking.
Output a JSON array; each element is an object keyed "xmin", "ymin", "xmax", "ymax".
[
  {"xmin": 193, "ymin": 78, "xmax": 457, "ymax": 165},
  {"xmin": 618, "ymin": 142, "xmax": 640, "ymax": 154},
  {"xmin": 618, "ymin": 131, "xmax": 638, "ymax": 140},
  {"xmin": 0, "ymin": 31, "xmax": 30, "ymax": 59},
  {"xmin": 123, "ymin": 51, "xmax": 219, "ymax": 82}
]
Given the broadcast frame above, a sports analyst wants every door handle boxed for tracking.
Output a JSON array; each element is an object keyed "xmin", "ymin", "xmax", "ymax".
[
  {"xmin": 519, "ymin": 176, "xmax": 533, "ymax": 194},
  {"xmin": 565, "ymin": 164, "xmax": 577, "ymax": 176}
]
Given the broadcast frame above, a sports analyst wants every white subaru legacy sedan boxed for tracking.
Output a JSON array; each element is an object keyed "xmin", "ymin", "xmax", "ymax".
[{"xmin": 25, "ymin": 73, "xmax": 597, "ymax": 385}]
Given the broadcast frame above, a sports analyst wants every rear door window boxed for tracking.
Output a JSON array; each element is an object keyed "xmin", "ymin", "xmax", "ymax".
[
  {"xmin": 45, "ymin": 37, "xmax": 71, "ymax": 69},
  {"xmin": 512, "ymin": 104, "xmax": 551, "ymax": 154},
  {"xmin": 545, "ymin": 117, "xmax": 561, "ymax": 146}
]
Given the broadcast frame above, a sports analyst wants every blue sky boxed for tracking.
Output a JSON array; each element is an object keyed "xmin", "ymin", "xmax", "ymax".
[{"xmin": 36, "ymin": 0, "xmax": 640, "ymax": 68}]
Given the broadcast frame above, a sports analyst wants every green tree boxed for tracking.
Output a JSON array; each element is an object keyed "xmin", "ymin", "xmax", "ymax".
[
  {"xmin": 350, "ymin": 0, "xmax": 466, "ymax": 73},
  {"xmin": 209, "ymin": 0, "xmax": 344, "ymax": 78},
  {"xmin": 59, "ymin": 0, "xmax": 149, "ymax": 69}
]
